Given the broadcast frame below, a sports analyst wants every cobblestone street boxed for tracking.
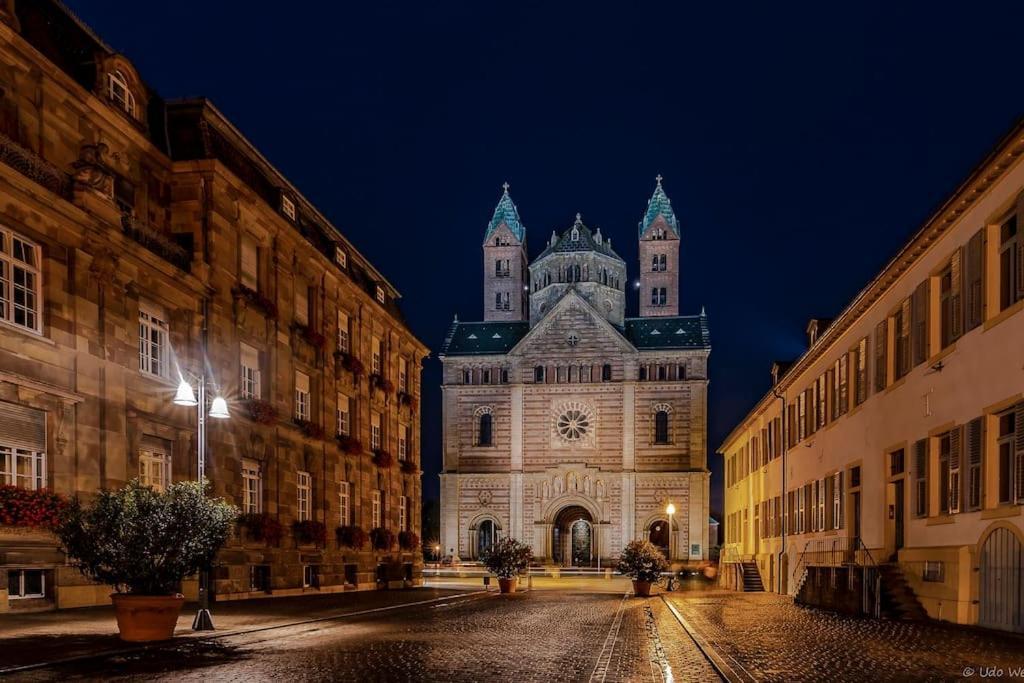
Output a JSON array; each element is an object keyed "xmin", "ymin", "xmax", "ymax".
[
  {"xmin": 8, "ymin": 591, "xmax": 719, "ymax": 683},
  {"xmin": 665, "ymin": 591, "xmax": 1024, "ymax": 682}
]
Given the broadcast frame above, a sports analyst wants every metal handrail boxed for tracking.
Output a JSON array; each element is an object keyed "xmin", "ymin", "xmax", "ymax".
[{"xmin": 793, "ymin": 535, "xmax": 876, "ymax": 579}]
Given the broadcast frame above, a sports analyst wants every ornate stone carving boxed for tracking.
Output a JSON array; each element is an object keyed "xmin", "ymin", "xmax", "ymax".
[
  {"xmin": 72, "ymin": 143, "xmax": 114, "ymax": 197},
  {"xmin": 477, "ymin": 489, "xmax": 492, "ymax": 507}
]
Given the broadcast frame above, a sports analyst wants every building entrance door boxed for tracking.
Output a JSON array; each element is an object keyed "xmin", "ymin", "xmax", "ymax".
[
  {"xmin": 570, "ymin": 519, "xmax": 592, "ymax": 567},
  {"xmin": 552, "ymin": 505, "xmax": 594, "ymax": 566},
  {"xmin": 886, "ymin": 480, "xmax": 905, "ymax": 561},
  {"xmin": 980, "ymin": 528, "xmax": 1023, "ymax": 633}
]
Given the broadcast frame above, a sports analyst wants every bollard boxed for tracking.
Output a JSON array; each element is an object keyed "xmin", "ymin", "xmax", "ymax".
[{"xmin": 605, "ymin": 568, "xmax": 612, "ymax": 580}]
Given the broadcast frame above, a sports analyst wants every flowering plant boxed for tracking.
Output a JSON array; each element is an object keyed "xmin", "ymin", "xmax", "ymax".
[
  {"xmin": 292, "ymin": 323, "xmax": 326, "ymax": 350},
  {"xmin": 335, "ymin": 352, "xmax": 364, "ymax": 377},
  {"xmin": 245, "ymin": 399, "xmax": 278, "ymax": 425},
  {"xmin": 481, "ymin": 537, "xmax": 532, "ymax": 579},
  {"xmin": 293, "ymin": 419, "xmax": 325, "ymax": 440},
  {"xmin": 0, "ymin": 486, "xmax": 67, "ymax": 529},
  {"xmin": 616, "ymin": 540, "xmax": 668, "ymax": 583},
  {"xmin": 292, "ymin": 520, "xmax": 327, "ymax": 546},
  {"xmin": 372, "ymin": 449, "xmax": 393, "ymax": 469},
  {"xmin": 232, "ymin": 284, "xmax": 278, "ymax": 320},
  {"xmin": 370, "ymin": 527, "xmax": 395, "ymax": 551},
  {"xmin": 400, "ymin": 459, "xmax": 417, "ymax": 474},
  {"xmin": 336, "ymin": 434, "xmax": 363, "ymax": 455},
  {"xmin": 237, "ymin": 512, "xmax": 283, "ymax": 545},
  {"xmin": 370, "ymin": 374, "xmax": 394, "ymax": 393},
  {"xmin": 398, "ymin": 530, "xmax": 420, "ymax": 550},
  {"xmin": 55, "ymin": 480, "xmax": 237, "ymax": 595},
  {"xmin": 336, "ymin": 524, "xmax": 368, "ymax": 549}
]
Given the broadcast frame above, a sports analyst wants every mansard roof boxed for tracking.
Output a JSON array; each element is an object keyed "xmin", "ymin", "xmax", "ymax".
[
  {"xmin": 484, "ymin": 184, "xmax": 526, "ymax": 244},
  {"xmin": 624, "ymin": 313, "xmax": 710, "ymax": 350},
  {"xmin": 639, "ymin": 176, "xmax": 680, "ymax": 238},
  {"xmin": 440, "ymin": 320, "xmax": 530, "ymax": 356},
  {"xmin": 534, "ymin": 215, "xmax": 623, "ymax": 262}
]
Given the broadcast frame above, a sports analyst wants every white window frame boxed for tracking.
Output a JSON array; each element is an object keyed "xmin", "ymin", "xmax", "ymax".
[
  {"xmin": 376, "ymin": 285, "xmax": 385, "ymax": 304},
  {"xmin": 107, "ymin": 70, "xmax": 135, "ymax": 116},
  {"xmin": 337, "ymin": 393, "xmax": 350, "ymax": 436},
  {"xmin": 242, "ymin": 459, "xmax": 262, "ymax": 514},
  {"xmin": 371, "ymin": 337, "xmax": 382, "ymax": 375},
  {"xmin": 7, "ymin": 568, "xmax": 45, "ymax": 600},
  {"xmin": 138, "ymin": 303, "xmax": 169, "ymax": 379},
  {"xmin": 398, "ymin": 423, "xmax": 408, "ymax": 460},
  {"xmin": 0, "ymin": 446, "xmax": 45, "ymax": 490},
  {"xmin": 294, "ymin": 371, "xmax": 310, "ymax": 421},
  {"xmin": 0, "ymin": 227, "xmax": 43, "ymax": 334},
  {"xmin": 281, "ymin": 195, "xmax": 296, "ymax": 220},
  {"xmin": 398, "ymin": 357, "xmax": 408, "ymax": 393},
  {"xmin": 832, "ymin": 472, "xmax": 842, "ymax": 530},
  {"xmin": 399, "ymin": 495, "xmax": 408, "ymax": 532},
  {"xmin": 334, "ymin": 246, "xmax": 347, "ymax": 268},
  {"xmin": 138, "ymin": 446, "xmax": 171, "ymax": 492},
  {"xmin": 372, "ymin": 489, "xmax": 382, "ymax": 528},
  {"xmin": 297, "ymin": 471, "xmax": 311, "ymax": 522},
  {"xmin": 337, "ymin": 310, "xmax": 350, "ymax": 354},
  {"xmin": 370, "ymin": 411, "xmax": 381, "ymax": 450},
  {"xmin": 240, "ymin": 343, "xmax": 261, "ymax": 400},
  {"xmin": 339, "ymin": 481, "xmax": 350, "ymax": 527}
]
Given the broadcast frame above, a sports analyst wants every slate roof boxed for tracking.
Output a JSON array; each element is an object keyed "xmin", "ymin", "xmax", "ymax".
[
  {"xmin": 623, "ymin": 313, "xmax": 710, "ymax": 350},
  {"xmin": 440, "ymin": 320, "xmax": 530, "ymax": 356},
  {"xmin": 639, "ymin": 177, "xmax": 680, "ymax": 238},
  {"xmin": 483, "ymin": 185, "xmax": 526, "ymax": 243},
  {"xmin": 535, "ymin": 215, "xmax": 623, "ymax": 262}
]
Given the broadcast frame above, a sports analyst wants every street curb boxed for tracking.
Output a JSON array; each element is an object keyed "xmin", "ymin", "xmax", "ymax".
[
  {"xmin": 660, "ymin": 594, "xmax": 754, "ymax": 683},
  {"xmin": 0, "ymin": 590, "xmax": 488, "ymax": 676}
]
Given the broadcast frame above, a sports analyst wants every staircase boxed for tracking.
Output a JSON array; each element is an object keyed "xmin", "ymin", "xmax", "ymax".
[
  {"xmin": 740, "ymin": 561, "xmax": 764, "ymax": 592},
  {"xmin": 877, "ymin": 564, "xmax": 927, "ymax": 620}
]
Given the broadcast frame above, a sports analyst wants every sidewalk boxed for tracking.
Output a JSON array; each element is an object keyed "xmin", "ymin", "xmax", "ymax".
[{"xmin": 0, "ymin": 587, "xmax": 475, "ymax": 673}]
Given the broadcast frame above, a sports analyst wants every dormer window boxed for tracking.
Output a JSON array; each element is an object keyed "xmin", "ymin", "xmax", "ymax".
[
  {"xmin": 334, "ymin": 246, "xmax": 347, "ymax": 268},
  {"xmin": 571, "ymin": 227, "xmax": 580, "ymax": 241},
  {"xmin": 375, "ymin": 285, "xmax": 385, "ymax": 304},
  {"xmin": 107, "ymin": 70, "xmax": 135, "ymax": 117},
  {"xmin": 281, "ymin": 195, "xmax": 296, "ymax": 221}
]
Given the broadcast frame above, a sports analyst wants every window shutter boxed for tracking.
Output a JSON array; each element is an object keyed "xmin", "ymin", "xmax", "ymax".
[
  {"xmin": 898, "ymin": 297, "xmax": 912, "ymax": 376},
  {"xmin": 911, "ymin": 279, "xmax": 929, "ymax": 366},
  {"xmin": 0, "ymin": 401, "xmax": 46, "ymax": 451},
  {"xmin": 914, "ymin": 439, "xmax": 928, "ymax": 517},
  {"xmin": 874, "ymin": 319, "xmax": 887, "ymax": 392},
  {"xmin": 949, "ymin": 248, "xmax": 963, "ymax": 341},
  {"xmin": 949, "ymin": 427, "xmax": 961, "ymax": 514},
  {"xmin": 1015, "ymin": 402, "xmax": 1024, "ymax": 504},
  {"xmin": 295, "ymin": 371, "xmax": 309, "ymax": 393},
  {"xmin": 964, "ymin": 229, "xmax": 984, "ymax": 331},
  {"xmin": 1017, "ymin": 237, "xmax": 1024, "ymax": 301},
  {"xmin": 140, "ymin": 434, "xmax": 171, "ymax": 455},
  {"xmin": 967, "ymin": 417, "xmax": 983, "ymax": 511}
]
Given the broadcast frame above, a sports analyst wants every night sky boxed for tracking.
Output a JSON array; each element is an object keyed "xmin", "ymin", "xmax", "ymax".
[{"xmin": 67, "ymin": 1, "xmax": 1024, "ymax": 518}]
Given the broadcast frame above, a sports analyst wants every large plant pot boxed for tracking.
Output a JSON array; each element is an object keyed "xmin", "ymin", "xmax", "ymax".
[
  {"xmin": 498, "ymin": 577, "xmax": 518, "ymax": 594},
  {"xmin": 632, "ymin": 580, "xmax": 653, "ymax": 597},
  {"xmin": 111, "ymin": 593, "xmax": 185, "ymax": 642}
]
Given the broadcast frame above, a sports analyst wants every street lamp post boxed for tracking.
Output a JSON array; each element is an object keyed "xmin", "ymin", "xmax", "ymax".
[
  {"xmin": 173, "ymin": 372, "xmax": 229, "ymax": 631},
  {"xmin": 665, "ymin": 503, "xmax": 676, "ymax": 561}
]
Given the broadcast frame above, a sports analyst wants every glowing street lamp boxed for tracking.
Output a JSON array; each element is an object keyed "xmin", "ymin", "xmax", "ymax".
[{"xmin": 665, "ymin": 502, "xmax": 676, "ymax": 561}]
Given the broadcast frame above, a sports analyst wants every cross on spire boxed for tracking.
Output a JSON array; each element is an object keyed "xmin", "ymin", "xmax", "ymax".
[
  {"xmin": 502, "ymin": 181, "xmax": 510, "ymax": 193},
  {"xmin": 575, "ymin": 212, "xmax": 582, "ymax": 223},
  {"xmin": 655, "ymin": 174, "xmax": 663, "ymax": 186}
]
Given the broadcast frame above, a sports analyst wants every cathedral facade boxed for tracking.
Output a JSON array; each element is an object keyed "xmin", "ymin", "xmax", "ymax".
[{"xmin": 439, "ymin": 180, "xmax": 710, "ymax": 566}]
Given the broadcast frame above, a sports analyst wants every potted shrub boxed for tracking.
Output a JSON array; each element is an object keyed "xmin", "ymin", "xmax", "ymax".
[
  {"xmin": 56, "ymin": 480, "xmax": 236, "ymax": 642},
  {"xmin": 370, "ymin": 527, "xmax": 395, "ymax": 551},
  {"xmin": 398, "ymin": 530, "xmax": 420, "ymax": 551},
  {"xmin": 616, "ymin": 540, "xmax": 668, "ymax": 597},
  {"xmin": 481, "ymin": 537, "xmax": 532, "ymax": 593},
  {"xmin": 336, "ymin": 524, "xmax": 368, "ymax": 549}
]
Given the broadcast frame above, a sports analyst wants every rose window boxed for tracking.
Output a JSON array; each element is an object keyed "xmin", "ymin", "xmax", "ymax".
[{"xmin": 554, "ymin": 402, "xmax": 594, "ymax": 442}]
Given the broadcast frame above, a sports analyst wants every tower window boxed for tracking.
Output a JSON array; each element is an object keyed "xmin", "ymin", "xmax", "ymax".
[
  {"xmin": 659, "ymin": 254, "xmax": 667, "ymax": 271},
  {"xmin": 477, "ymin": 412, "xmax": 493, "ymax": 447},
  {"xmin": 107, "ymin": 70, "xmax": 136, "ymax": 117},
  {"xmin": 534, "ymin": 366, "xmax": 546, "ymax": 383},
  {"xmin": 601, "ymin": 364, "xmax": 612, "ymax": 382},
  {"xmin": 655, "ymin": 410, "xmax": 670, "ymax": 444}
]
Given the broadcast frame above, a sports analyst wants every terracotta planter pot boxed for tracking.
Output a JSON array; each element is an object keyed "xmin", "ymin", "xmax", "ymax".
[
  {"xmin": 111, "ymin": 593, "xmax": 185, "ymax": 642},
  {"xmin": 498, "ymin": 577, "xmax": 518, "ymax": 593},
  {"xmin": 632, "ymin": 580, "xmax": 653, "ymax": 597}
]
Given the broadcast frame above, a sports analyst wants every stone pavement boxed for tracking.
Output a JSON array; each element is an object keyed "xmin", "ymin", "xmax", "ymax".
[
  {"xmin": 0, "ymin": 587, "xmax": 475, "ymax": 673},
  {"xmin": 665, "ymin": 590, "xmax": 1024, "ymax": 682},
  {"xmin": 6, "ymin": 590, "xmax": 721, "ymax": 682}
]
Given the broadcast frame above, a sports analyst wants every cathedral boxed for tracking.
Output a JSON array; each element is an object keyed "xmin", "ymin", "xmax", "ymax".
[{"xmin": 439, "ymin": 179, "xmax": 710, "ymax": 566}]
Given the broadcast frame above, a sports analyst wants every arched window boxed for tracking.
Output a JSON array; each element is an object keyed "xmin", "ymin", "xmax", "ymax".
[
  {"xmin": 657, "ymin": 365, "xmax": 667, "ymax": 381},
  {"xmin": 654, "ymin": 403, "xmax": 672, "ymax": 444},
  {"xmin": 601, "ymin": 364, "xmax": 612, "ymax": 382},
  {"xmin": 535, "ymin": 365, "xmax": 546, "ymax": 383},
  {"xmin": 639, "ymin": 366, "xmax": 648, "ymax": 381},
  {"xmin": 651, "ymin": 256, "xmax": 659, "ymax": 272},
  {"xmin": 478, "ymin": 519, "xmax": 496, "ymax": 557},
  {"xmin": 573, "ymin": 264, "xmax": 581, "ymax": 282},
  {"xmin": 659, "ymin": 254, "xmax": 667, "ymax": 271},
  {"xmin": 478, "ymin": 412, "xmax": 493, "ymax": 446},
  {"xmin": 651, "ymin": 288, "xmax": 659, "ymax": 306},
  {"xmin": 107, "ymin": 70, "xmax": 135, "ymax": 116},
  {"xmin": 659, "ymin": 288, "xmax": 667, "ymax": 305}
]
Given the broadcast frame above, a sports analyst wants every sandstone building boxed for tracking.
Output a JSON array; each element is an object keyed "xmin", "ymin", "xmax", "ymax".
[
  {"xmin": 721, "ymin": 119, "xmax": 1024, "ymax": 633},
  {"xmin": 0, "ymin": 0, "xmax": 426, "ymax": 611},
  {"xmin": 440, "ymin": 180, "xmax": 710, "ymax": 566}
]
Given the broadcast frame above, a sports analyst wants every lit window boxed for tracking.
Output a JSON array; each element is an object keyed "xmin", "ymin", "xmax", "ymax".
[
  {"xmin": 0, "ymin": 446, "xmax": 45, "ymax": 490},
  {"xmin": 240, "ymin": 343, "xmax": 261, "ymax": 400},
  {"xmin": 281, "ymin": 195, "xmax": 296, "ymax": 221},
  {"xmin": 240, "ymin": 235, "xmax": 258, "ymax": 291},
  {"xmin": 339, "ymin": 481, "xmax": 350, "ymax": 526},
  {"xmin": 398, "ymin": 423, "xmax": 408, "ymax": 460},
  {"xmin": 334, "ymin": 246, "xmax": 347, "ymax": 268},
  {"xmin": 372, "ymin": 337, "xmax": 382, "ymax": 374},
  {"xmin": 372, "ymin": 489, "xmax": 382, "ymax": 528},
  {"xmin": 297, "ymin": 471, "xmax": 311, "ymax": 521},
  {"xmin": 337, "ymin": 311, "xmax": 350, "ymax": 354},
  {"xmin": 107, "ymin": 70, "xmax": 135, "ymax": 116},
  {"xmin": 399, "ymin": 357, "xmax": 409, "ymax": 393},
  {"xmin": 7, "ymin": 568, "xmax": 44, "ymax": 599},
  {"xmin": 138, "ymin": 438, "xmax": 171, "ymax": 492},
  {"xmin": 303, "ymin": 565, "xmax": 319, "ymax": 588},
  {"xmin": 370, "ymin": 411, "xmax": 381, "ymax": 450},
  {"xmin": 242, "ymin": 459, "xmax": 262, "ymax": 514},
  {"xmin": 999, "ymin": 214, "xmax": 1021, "ymax": 311},
  {"xmin": 337, "ymin": 393, "xmax": 350, "ymax": 436},
  {"xmin": 294, "ymin": 371, "xmax": 310, "ymax": 421},
  {"xmin": 399, "ymin": 495, "xmax": 408, "ymax": 531},
  {"xmin": 138, "ymin": 304, "xmax": 168, "ymax": 378},
  {"xmin": 0, "ymin": 227, "xmax": 42, "ymax": 333},
  {"xmin": 376, "ymin": 285, "xmax": 385, "ymax": 304}
]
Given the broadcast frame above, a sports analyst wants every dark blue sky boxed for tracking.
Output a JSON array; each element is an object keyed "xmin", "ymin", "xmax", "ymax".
[{"xmin": 68, "ymin": 1, "xmax": 1024, "ymax": 516}]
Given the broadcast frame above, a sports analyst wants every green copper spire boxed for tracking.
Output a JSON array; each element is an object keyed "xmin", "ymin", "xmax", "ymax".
[
  {"xmin": 639, "ymin": 175, "xmax": 679, "ymax": 237},
  {"xmin": 484, "ymin": 182, "xmax": 526, "ymax": 243}
]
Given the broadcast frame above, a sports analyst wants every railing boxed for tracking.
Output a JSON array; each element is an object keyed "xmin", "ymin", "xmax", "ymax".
[
  {"xmin": 719, "ymin": 543, "xmax": 742, "ymax": 564},
  {"xmin": 793, "ymin": 536, "xmax": 880, "ymax": 617},
  {"xmin": 0, "ymin": 131, "xmax": 71, "ymax": 198},
  {"xmin": 121, "ymin": 213, "xmax": 192, "ymax": 272}
]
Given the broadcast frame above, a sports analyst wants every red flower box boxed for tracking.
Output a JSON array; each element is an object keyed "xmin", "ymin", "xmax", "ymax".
[
  {"xmin": 370, "ymin": 374, "xmax": 394, "ymax": 394},
  {"xmin": 370, "ymin": 527, "xmax": 395, "ymax": 551},
  {"xmin": 335, "ymin": 352, "xmax": 365, "ymax": 378},
  {"xmin": 237, "ymin": 512, "xmax": 284, "ymax": 546},
  {"xmin": 398, "ymin": 530, "xmax": 420, "ymax": 550},
  {"xmin": 292, "ymin": 323, "xmax": 326, "ymax": 350},
  {"xmin": 336, "ymin": 525, "xmax": 368, "ymax": 549},
  {"xmin": 292, "ymin": 520, "xmax": 327, "ymax": 546},
  {"xmin": 400, "ymin": 459, "xmax": 418, "ymax": 474},
  {"xmin": 336, "ymin": 434, "xmax": 363, "ymax": 454},
  {"xmin": 372, "ymin": 449, "xmax": 393, "ymax": 469},
  {"xmin": 232, "ymin": 285, "xmax": 278, "ymax": 320},
  {"xmin": 245, "ymin": 399, "xmax": 278, "ymax": 425},
  {"xmin": 294, "ymin": 419, "xmax": 325, "ymax": 440},
  {"xmin": 0, "ymin": 486, "xmax": 67, "ymax": 529}
]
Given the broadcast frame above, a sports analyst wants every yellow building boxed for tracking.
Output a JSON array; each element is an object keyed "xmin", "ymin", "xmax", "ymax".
[{"xmin": 720, "ymin": 119, "xmax": 1024, "ymax": 633}]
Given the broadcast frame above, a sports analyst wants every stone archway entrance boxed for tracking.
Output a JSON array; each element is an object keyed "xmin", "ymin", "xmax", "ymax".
[
  {"xmin": 648, "ymin": 519, "xmax": 670, "ymax": 559},
  {"xmin": 553, "ymin": 505, "xmax": 594, "ymax": 566}
]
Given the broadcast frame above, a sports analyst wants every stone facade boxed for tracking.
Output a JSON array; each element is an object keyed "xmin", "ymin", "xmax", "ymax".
[
  {"xmin": 0, "ymin": 1, "xmax": 426, "ymax": 611},
  {"xmin": 440, "ymin": 183, "xmax": 710, "ymax": 566}
]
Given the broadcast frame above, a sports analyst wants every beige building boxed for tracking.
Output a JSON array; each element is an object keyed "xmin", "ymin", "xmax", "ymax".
[
  {"xmin": 0, "ymin": 1, "xmax": 426, "ymax": 611},
  {"xmin": 720, "ymin": 119, "xmax": 1024, "ymax": 632},
  {"xmin": 440, "ymin": 182, "xmax": 711, "ymax": 566}
]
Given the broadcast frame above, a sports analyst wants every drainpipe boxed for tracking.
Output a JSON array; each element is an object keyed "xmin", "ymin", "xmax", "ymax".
[{"xmin": 773, "ymin": 386, "xmax": 787, "ymax": 595}]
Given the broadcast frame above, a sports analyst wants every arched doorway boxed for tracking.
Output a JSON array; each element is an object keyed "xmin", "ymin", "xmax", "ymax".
[
  {"xmin": 980, "ymin": 527, "xmax": 1023, "ymax": 633},
  {"xmin": 553, "ymin": 505, "xmax": 593, "ymax": 566},
  {"xmin": 477, "ymin": 519, "xmax": 496, "ymax": 559},
  {"xmin": 648, "ymin": 519, "xmax": 669, "ymax": 559}
]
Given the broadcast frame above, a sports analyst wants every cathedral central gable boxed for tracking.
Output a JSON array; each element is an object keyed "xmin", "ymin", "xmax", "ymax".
[{"xmin": 509, "ymin": 290, "xmax": 636, "ymax": 361}]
